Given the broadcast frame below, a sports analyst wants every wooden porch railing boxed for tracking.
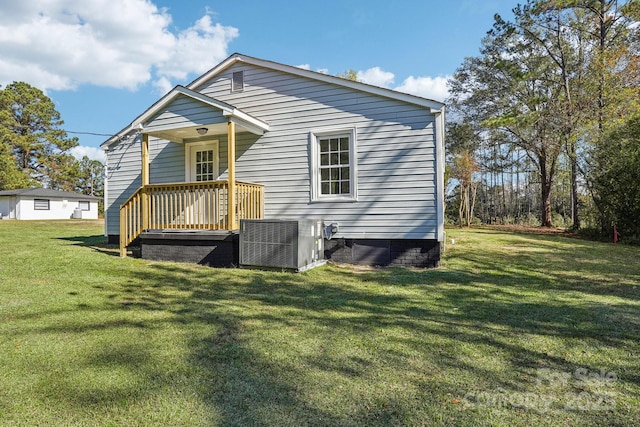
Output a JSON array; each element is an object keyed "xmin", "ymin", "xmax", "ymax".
[{"xmin": 119, "ymin": 180, "xmax": 264, "ymax": 256}]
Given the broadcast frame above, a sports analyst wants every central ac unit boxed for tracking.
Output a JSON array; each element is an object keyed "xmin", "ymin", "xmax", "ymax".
[{"xmin": 239, "ymin": 219, "xmax": 325, "ymax": 271}]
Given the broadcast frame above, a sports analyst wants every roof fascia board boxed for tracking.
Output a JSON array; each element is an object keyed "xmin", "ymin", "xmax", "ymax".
[
  {"xmin": 101, "ymin": 87, "xmax": 199, "ymax": 149},
  {"xmin": 103, "ymin": 53, "xmax": 443, "ymax": 149},
  {"xmin": 146, "ymin": 130, "xmax": 185, "ymax": 143},
  {"xmin": 101, "ymin": 85, "xmax": 268, "ymax": 148},
  {"xmin": 188, "ymin": 55, "xmax": 243, "ymax": 90},
  {"xmin": 135, "ymin": 86, "xmax": 234, "ymax": 129},
  {"xmin": 228, "ymin": 116, "xmax": 265, "ymax": 136},
  {"xmin": 223, "ymin": 109, "xmax": 270, "ymax": 135},
  {"xmin": 188, "ymin": 53, "xmax": 445, "ymax": 112}
]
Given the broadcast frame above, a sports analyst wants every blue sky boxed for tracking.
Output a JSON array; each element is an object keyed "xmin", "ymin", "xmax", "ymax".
[{"xmin": 0, "ymin": 0, "xmax": 517, "ymax": 161}]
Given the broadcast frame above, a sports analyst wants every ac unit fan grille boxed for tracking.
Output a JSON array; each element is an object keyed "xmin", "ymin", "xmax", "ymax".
[{"xmin": 240, "ymin": 219, "xmax": 323, "ymax": 270}]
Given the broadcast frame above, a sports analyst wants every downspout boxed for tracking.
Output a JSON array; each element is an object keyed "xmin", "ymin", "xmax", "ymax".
[
  {"xmin": 103, "ymin": 147, "xmax": 109, "ymax": 237},
  {"xmin": 434, "ymin": 106, "xmax": 446, "ymax": 243}
]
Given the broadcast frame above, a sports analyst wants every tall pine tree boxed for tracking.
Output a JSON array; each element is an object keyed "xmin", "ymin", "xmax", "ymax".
[{"xmin": 0, "ymin": 81, "xmax": 79, "ymax": 189}]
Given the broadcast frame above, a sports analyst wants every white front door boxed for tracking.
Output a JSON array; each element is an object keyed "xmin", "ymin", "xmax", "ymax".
[
  {"xmin": 186, "ymin": 141, "xmax": 219, "ymax": 182},
  {"xmin": 185, "ymin": 141, "xmax": 220, "ymax": 226}
]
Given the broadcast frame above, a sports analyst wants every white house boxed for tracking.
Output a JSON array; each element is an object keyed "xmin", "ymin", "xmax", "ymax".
[
  {"xmin": 102, "ymin": 53, "xmax": 445, "ymax": 267},
  {"xmin": 0, "ymin": 188, "xmax": 100, "ymax": 220}
]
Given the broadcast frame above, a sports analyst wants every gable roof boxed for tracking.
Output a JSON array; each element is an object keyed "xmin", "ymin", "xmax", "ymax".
[
  {"xmin": 0, "ymin": 188, "xmax": 100, "ymax": 200},
  {"xmin": 189, "ymin": 53, "xmax": 445, "ymax": 112},
  {"xmin": 102, "ymin": 53, "xmax": 445, "ymax": 149},
  {"xmin": 101, "ymin": 85, "xmax": 269, "ymax": 148}
]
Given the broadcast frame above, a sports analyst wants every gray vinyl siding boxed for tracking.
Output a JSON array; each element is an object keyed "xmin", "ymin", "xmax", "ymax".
[
  {"xmin": 107, "ymin": 62, "xmax": 440, "ymax": 239},
  {"xmin": 104, "ymin": 134, "xmax": 143, "ymax": 235},
  {"xmin": 196, "ymin": 64, "xmax": 438, "ymax": 239},
  {"xmin": 149, "ymin": 138, "xmax": 185, "ymax": 183},
  {"xmin": 145, "ymin": 97, "xmax": 227, "ymax": 131},
  {"xmin": 106, "ymin": 135, "xmax": 193, "ymax": 235}
]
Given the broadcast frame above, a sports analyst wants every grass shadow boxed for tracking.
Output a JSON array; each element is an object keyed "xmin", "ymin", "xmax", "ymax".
[
  {"xmin": 58, "ymin": 234, "xmax": 121, "ymax": 257},
  {"xmin": 101, "ymin": 253, "xmax": 638, "ymax": 425},
  {"xmin": 7, "ymin": 223, "xmax": 639, "ymax": 425}
]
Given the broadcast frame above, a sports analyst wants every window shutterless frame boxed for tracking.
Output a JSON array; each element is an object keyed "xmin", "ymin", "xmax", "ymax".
[{"xmin": 309, "ymin": 127, "xmax": 358, "ymax": 202}]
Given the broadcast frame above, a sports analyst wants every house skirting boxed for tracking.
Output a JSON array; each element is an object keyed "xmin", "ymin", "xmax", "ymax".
[
  {"xmin": 323, "ymin": 238, "xmax": 441, "ymax": 268},
  {"xmin": 113, "ymin": 233, "xmax": 441, "ymax": 269},
  {"xmin": 139, "ymin": 230, "xmax": 239, "ymax": 268}
]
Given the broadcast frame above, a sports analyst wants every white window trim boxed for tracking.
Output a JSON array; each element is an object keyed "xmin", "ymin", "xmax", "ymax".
[
  {"xmin": 185, "ymin": 140, "xmax": 219, "ymax": 182},
  {"xmin": 79, "ymin": 201, "xmax": 91, "ymax": 211},
  {"xmin": 309, "ymin": 127, "xmax": 358, "ymax": 202}
]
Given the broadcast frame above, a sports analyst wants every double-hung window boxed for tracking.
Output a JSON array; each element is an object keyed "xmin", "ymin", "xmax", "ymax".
[{"xmin": 310, "ymin": 127, "xmax": 357, "ymax": 201}]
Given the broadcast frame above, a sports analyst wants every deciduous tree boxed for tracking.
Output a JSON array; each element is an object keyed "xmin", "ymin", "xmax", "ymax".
[
  {"xmin": 449, "ymin": 12, "xmax": 565, "ymax": 226},
  {"xmin": 451, "ymin": 150, "xmax": 480, "ymax": 227},
  {"xmin": 591, "ymin": 115, "xmax": 640, "ymax": 239},
  {"xmin": 76, "ymin": 156, "xmax": 104, "ymax": 197}
]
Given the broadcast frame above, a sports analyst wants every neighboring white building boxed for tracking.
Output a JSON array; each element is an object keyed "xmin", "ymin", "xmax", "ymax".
[{"xmin": 0, "ymin": 188, "xmax": 100, "ymax": 220}]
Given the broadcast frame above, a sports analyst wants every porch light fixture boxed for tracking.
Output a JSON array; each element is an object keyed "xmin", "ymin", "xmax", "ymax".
[{"xmin": 196, "ymin": 127, "xmax": 208, "ymax": 135}]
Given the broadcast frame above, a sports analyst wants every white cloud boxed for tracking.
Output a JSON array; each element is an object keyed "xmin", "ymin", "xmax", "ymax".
[
  {"xmin": 297, "ymin": 65, "xmax": 329, "ymax": 74},
  {"xmin": 153, "ymin": 76, "xmax": 174, "ymax": 96},
  {"xmin": 0, "ymin": 0, "xmax": 238, "ymax": 92},
  {"xmin": 70, "ymin": 145, "xmax": 106, "ymax": 163},
  {"xmin": 395, "ymin": 75, "xmax": 451, "ymax": 101},
  {"xmin": 354, "ymin": 66, "xmax": 449, "ymax": 101},
  {"xmin": 155, "ymin": 15, "xmax": 238, "ymax": 82},
  {"xmin": 357, "ymin": 67, "xmax": 395, "ymax": 87}
]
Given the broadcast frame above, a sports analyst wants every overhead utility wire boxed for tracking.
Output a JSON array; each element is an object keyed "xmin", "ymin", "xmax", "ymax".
[{"xmin": 64, "ymin": 130, "xmax": 113, "ymax": 137}]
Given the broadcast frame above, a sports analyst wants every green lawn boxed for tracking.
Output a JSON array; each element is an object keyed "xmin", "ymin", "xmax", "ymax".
[{"xmin": 0, "ymin": 220, "xmax": 639, "ymax": 426}]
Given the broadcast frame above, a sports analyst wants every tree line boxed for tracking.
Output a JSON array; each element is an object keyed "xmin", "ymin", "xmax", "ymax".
[
  {"xmin": 446, "ymin": 0, "xmax": 640, "ymax": 242},
  {"xmin": 0, "ymin": 82, "xmax": 104, "ymax": 198}
]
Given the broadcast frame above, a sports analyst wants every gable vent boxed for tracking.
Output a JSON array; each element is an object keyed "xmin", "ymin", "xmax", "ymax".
[{"xmin": 232, "ymin": 71, "xmax": 244, "ymax": 92}]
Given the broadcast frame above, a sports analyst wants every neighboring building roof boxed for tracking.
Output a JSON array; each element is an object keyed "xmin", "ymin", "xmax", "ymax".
[
  {"xmin": 0, "ymin": 188, "xmax": 100, "ymax": 200},
  {"xmin": 101, "ymin": 52, "xmax": 446, "ymax": 149}
]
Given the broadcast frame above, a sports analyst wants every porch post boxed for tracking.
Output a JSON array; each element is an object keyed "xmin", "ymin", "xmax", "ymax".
[
  {"xmin": 227, "ymin": 121, "xmax": 236, "ymax": 230},
  {"xmin": 141, "ymin": 133, "xmax": 150, "ymax": 230},
  {"xmin": 141, "ymin": 133, "xmax": 149, "ymax": 186}
]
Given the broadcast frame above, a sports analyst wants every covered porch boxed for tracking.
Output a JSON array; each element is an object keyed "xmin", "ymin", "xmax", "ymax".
[{"xmin": 118, "ymin": 86, "xmax": 270, "ymax": 257}]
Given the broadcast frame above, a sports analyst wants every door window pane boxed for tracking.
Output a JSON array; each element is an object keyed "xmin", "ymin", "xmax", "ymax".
[{"xmin": 195, "ymin": 149, "xmax": 215, "ymax": 181}]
